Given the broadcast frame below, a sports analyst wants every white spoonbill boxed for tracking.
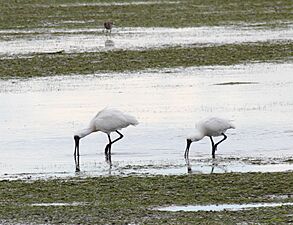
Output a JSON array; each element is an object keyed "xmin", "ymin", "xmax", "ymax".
[
  {"xmin": 74, "ymin": 108, "xmax": 139, "ymax": 171},
  {"xmin": 184, "ymin": 117, "xmax": 235, "ymax": 160}
]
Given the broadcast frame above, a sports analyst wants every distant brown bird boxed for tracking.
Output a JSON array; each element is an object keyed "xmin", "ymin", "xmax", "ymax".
[{"xmin": 104, "ymin": 21, "xmax": 113, "ymax": 33}]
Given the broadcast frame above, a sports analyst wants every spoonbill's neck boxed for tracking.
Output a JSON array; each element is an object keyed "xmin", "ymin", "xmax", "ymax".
[{"xmin": 75, "ymin": 127, "xmax": 95, "ymax": 139}]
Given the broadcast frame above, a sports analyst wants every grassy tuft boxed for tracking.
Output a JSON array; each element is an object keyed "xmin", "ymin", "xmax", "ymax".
[
  {"xmin": 1, "ymin": 42, "xmax": 292, "ymax": 78},
  {"xmin": 0, "ymin": 172, "xmax": 292, "ymax": 224},
  {"xmin": 0, "ymin": 0, "xmax": 292, "ymax": 29}
]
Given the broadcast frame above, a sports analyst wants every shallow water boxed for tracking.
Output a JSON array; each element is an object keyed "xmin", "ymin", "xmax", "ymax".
[
  {"xmin": 0, "ymin": 63, "xmax": 293, "ymax": 179},
  {"xmin": 156, "ymin": 202, "xmax": 293, "ymax": 212},
  {"xmin": 0, "ymin": 25, "xmax": 292, "ymax": 56}
]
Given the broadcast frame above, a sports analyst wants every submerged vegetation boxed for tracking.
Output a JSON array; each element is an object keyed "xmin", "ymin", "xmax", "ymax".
[
  {"xmin": 0, "ymin": 172, "xmax": 292, "ymax": 224},
  {"xmin": 1, "ymin": 41, "xmax": 293, "ymax": 78}
]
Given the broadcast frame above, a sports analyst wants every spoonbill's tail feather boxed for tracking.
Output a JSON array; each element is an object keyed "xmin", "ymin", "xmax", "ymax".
[
  {"xmin": 228, "ymin": 121, "xmax": 236, "ymax": 129},
  {"xmin": 126, "ymin": 114, "xmax": 139, "ymax": 126}
]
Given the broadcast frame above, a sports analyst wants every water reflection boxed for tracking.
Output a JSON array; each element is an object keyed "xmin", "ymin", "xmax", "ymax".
[
  {"xmin": 185, "ymin": 157, "xmax": 191, "ymax": 173},
  {"xmin": 210, "ymin": 161, "xmax": 228, "ymax": 174},
  {"xmin": 1, "ymin": 26, "xmax": 292, "ymax": 56},
  {"xmin": 105, "ymin": 151, "xmax": 112, "ymax": 168},
  {"xmin": 105, "ymin": 39, "xmax": 115, "ymax": 47},
  {"xmin": 74, "ymin": 152, "xmax": 80, "ymax": 172},
  {"xmin": 186, "ymin": 159, "xmax": 228, "ymax": 174},
  {"xmin": 74, "ymin": 153, "xmax": 112, "ymax": 173}
]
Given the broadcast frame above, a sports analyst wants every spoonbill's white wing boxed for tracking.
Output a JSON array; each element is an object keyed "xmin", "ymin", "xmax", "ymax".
[
  {"xmin": 199, "ymin": 117, "xmax": 235, "ymax": 136},
  {"xmin": 90, "ymin": 108, "xmax": 138, "ymax": 133}
]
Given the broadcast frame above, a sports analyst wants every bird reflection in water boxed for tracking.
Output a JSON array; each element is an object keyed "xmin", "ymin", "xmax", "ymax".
[
  {"xmin": 185, "ymin": 159, "xmax": 228, "ymax": 174},
  {"xmin": 105, "ymin": 39, "xmax": 115, "ymax": 48}
]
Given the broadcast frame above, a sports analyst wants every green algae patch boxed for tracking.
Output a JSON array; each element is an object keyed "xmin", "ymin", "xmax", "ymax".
[
  {"xmin": 0, "ymin": 0, "xmax": 292, "ymax": 29},
  {"xmin": 0, "ymin": 172, "xmax": 292, "ymax": 224},
  {"xmin": 1, "ymin": 41, "xmax": 293, "ymax": 78}
]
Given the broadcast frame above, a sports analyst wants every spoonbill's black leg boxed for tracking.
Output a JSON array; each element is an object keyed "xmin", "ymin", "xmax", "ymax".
[
  {"xmin": 105, "ymin": 134, "xmax": 112, "ymax": 163},
  {"xmin": 184, "ymin": 149, "xmax": 188, "ymax": 159},
  {"xmin": 214, "ymin": 133, "xmax": 227, "ymax": 151},
  {"xmin": 111, "ymin": 131, "xmax": 124, "ymax": 144},
  {"xmin": 184, "ymin": 139, "xmax": 192, "ymax": 159},
  {"xmin": 106, "ymin": 131, "xmax": 123, "ymax": 155},
  {"xmin": 105, "ymin": 131, "xmax": 123, "ymax": 165},
  {"xmin": 74, "ymin": 137, "xmax": 80, "ymax": 172},
  {"xmin": 104, "ymin": 144, "xmax": 109, "ymax": 155},
  {"xmin": 76, "ymin": 154, "xmax": 80, "ymax": 172},
  {"xmin": 74, "ymin": 150, "xmax": 80, "ymax": 172},
  {"xmin": 209, "ymin": 136, "xmax": 216, "ymax": 158},
  {"xmin": 105, "ymin": 134, "xmax": 111, "ymax": 154},
  {"xmin": 184, "ymin": 139, "xmax": 192, "ymax": 173}
]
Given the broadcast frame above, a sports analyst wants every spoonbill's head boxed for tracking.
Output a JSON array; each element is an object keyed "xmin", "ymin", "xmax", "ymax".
[
  {"xmin": 187, "ymin": 131, "xmax": 205, "ymax": 142},
  {"xmin": 185, "ymin": 131, "xmax": 205, "ymax": 157}
]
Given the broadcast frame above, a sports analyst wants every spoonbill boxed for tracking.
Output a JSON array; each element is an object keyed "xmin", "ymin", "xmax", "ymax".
[
  {"xmin": 104, "ymin": 21, "xmax": 113, "ymax": 33},
  {"xmin": 184, "ymin": 117, "xmax": 235, "ymax": 160},
  {"xmin": 74, "ymin": 108, "xmax": 139, "ymax": 171}
]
